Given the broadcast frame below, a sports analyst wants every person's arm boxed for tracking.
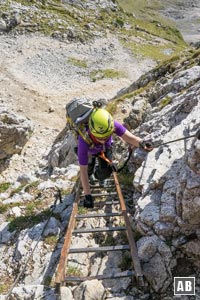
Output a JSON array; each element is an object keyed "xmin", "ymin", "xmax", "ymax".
[
  {"xmin": 78, "ymin": 136, "xmax": 92, "ymax": 195},
  {"xmin": 121, "ymin": 129, "xmax": 153, "ymax": 151},
  {"xmin": 80, "ymin": 165, "xmax": 91, "ymax": 195},
  {"xmin": 121, "ymin": 129, "xmax": 142, "ymax": 147}
]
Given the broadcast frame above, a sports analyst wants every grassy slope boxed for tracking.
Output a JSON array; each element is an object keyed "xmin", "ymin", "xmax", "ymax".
[
  {"xmin": 116, "ymin": 0, "xmax": 188, "ymax": 60},
  {"xmin": 1, "ymin": 0, "xmax": 189, "ymax": 62},
  {"xmin": 117, "ymin": 0, "xmax": 182, "ymax": 22}
]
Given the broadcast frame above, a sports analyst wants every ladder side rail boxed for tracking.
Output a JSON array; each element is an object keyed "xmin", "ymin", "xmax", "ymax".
[
  {"xmin": 55, "ymin": 179, "xmax": 81, "ymax": 284},
  {"xmin": 112, "ymin": 171, "xmax": 144, "ymax": 286}
]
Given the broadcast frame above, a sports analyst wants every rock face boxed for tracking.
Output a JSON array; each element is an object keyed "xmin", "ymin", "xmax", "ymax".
[
  {"xmin": 73, "ymin": 280, "xmax": 105, "ymax": 300},
  {"xmin": 47, "ymin": 127, "xmax": 78, "ymax": 170},
  {"xmin": 137, "ymin": 235, "xmax": 173, "ymax": 292},
  {"xmin": 121, "ymin": 53, "xmax": 200, "ymax": 293},
  {"xmin": 0, "ymin": 108, "xmax": 32, "ymax": 172}
]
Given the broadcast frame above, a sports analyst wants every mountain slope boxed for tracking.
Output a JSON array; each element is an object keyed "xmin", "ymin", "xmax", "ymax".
[{"xmin": 117, "ymin": 0, "xmax": 200, "ymax": 44}]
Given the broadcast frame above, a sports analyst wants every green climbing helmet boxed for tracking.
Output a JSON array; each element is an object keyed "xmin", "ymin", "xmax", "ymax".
[{"xmin": 89, "ymin": 108, "xmax": 114, "ymax": 138}]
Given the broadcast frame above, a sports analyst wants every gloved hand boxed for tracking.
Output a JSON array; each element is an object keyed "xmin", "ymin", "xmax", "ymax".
[
  {"xmin": 139, "ymin": 139, "xmax": 154, "ymax": 152},
  {"xmin": 83, "ymin": 194, "xmax": 94, "ymax": 208}
]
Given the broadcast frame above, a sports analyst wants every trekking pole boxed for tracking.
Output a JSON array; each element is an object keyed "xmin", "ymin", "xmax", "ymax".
[{"xmin": 154, "ymin": 129, "xmax": 200, "ymax": 148}]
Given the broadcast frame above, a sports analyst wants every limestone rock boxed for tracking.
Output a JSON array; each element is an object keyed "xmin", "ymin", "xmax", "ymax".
[
  {"xmin": 73, "ymin": 280, "xmax": 105, "ymax": 300},
  {"xmin": 0, "ymin": 109, "xmax": 32, "ymax": 172},
  {"xmin": 137, "ymin": 236, "xmax": 172, "ymax": 292}
]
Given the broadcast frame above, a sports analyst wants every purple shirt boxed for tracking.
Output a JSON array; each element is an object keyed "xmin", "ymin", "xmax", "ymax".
[{"xmin": 78, "ymin": 120, "xmax": 126, "ymax": 165}]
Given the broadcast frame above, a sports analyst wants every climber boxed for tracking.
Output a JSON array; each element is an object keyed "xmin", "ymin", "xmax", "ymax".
[{"xmin": 78, "ymin": 107, "xmax": 153, "ymax": 208}]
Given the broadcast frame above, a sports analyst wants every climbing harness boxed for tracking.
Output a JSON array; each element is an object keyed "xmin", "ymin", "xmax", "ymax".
[{"xmin": 98, "ymin": 147, "xmax": 133, "ymax": 173}]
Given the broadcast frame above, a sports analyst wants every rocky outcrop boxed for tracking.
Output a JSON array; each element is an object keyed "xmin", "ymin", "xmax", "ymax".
[
  {"xmin": 124, "ymin": 57, "xmax": 200, "ymax": 294},
  {"xmin": 137, "ymin": 235, "xmax": 174, "ymax": 292},
  {"xmin": 0, "ymin": 165, "xmax": 78, "ymax": 299},
  {"xmin": 0, "ymin": 12, "xmax": 21, "ymax": 32},
  {"xmin": 47, "ymin": 127, "xmax": 78, "ymax": 171},
  {"xmin": 0, "ymin": 108, "xmax": 32, "ymax": 173}
]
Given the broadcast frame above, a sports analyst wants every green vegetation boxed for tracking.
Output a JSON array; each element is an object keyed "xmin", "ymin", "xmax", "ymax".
[
  {"xmin": 106, "ymin": 83, "xmax": 154, "ymax": 115},
  {"xmin": 191, "ymin": 49, "xmax": 200, "ymax": 59},
  {"xmin": 118, "ymin": 170, "xmax": 134, "ymax": 188},
  {"xmin": 67, "ymin": 265, "xmax": 82, "ymax": 276},
  {"xmin": 116, "ymin": 0, "xmax": 187, "ymax": 61},
  {"xmin": 0, "ymin": 204, "xmax": 8, "ymax": 214},
  {"xmin": 108, "ymin": 48, "xmax": 199, "ymax": 117},
  {"xmin": 43, "ymin": 275, "xmax": 53, "ymax": 286},
  {"xmin": 78, "ymin": 206, "xmax": 88, "ymax": 215},
  {"xmin": 0, "ymin": 202, "xmax": 21, "ymax": 214},
  {"xmin": 106, "ymin": 98, "xmax": 123, "ymax": 115},
  {"xmin": 119, "ymin": 252, "xmax": 132, "ymax": 271},
  {"xmin": 44, "ymin": 235, "xmax": 58, "ymax": 245},
  {"xmin": 101, "ymin": 233, "xmax": 116, "ymax": 246},
  {"xmin": 117, "ymin": 0, "xmax": 165, "ymax": 17},
  {"xmin": 8, "ymin": 209, "xmax": 51, "ymax": 232},
  {"xmin": 60, "ymin": 188, "xmax": 71, "ymax": 196},
  {"xmin": 133, "ymin": 230, "xmax": 143, "ymax": 241},
  {"xmin": 105, "ymin": 47, "xmax": 200, "ymax": 118},
  {"xmin": 24, "ymin": 181, "xmax": 40, "ymax": 193},
  {"xmin": 117, "ymin": 0, "xmax": 180, "ymax": 34},
  {"xmin": 119, "ymin": 221, "xmax": 125, "ymax": 227},
  {"xmin": 113, "ymin": 17, "xmax": 124, "ymax": 28},
  {"xmin": 106, "ymin": 90, "xmax": 136, "ymax": 115},
  {"xmin": 90, "ymin": 69, "xmax": 125, "ymax": 82},
  {"xmin": 0, "ymin": 198, "xmax": 49, "ymax": 218},
  {"xmin": 0, "ymin": 283, "xmax": 10, "ymax": 294},
  {"xmin": 125, "ymin": 41, "xmax": 167, "ymax": 61},
  {"xmin": 10, "ymin": 184, "xmax": 26, "ymax": 197},
  {"xmin": 122, "ymin": 35, "xmax": 186, "ymax": 62},
  {"xmin": 1, "ymin": 195, "xmax": 54, "ymax": 233},
  {"xmin": 70, "ymin": 174, "xmax": 79, "ymax": 183},
  {"xmin": 26, "ymin": 202, "xmax": 37, "ymax": 214},
  {"xmin": 68, "ymin": 57, "xmax": 88, "ymax": 68},
  {"xmin": 0, "ymin": 182, "xmax": 10, "ymax": 193},
  {"xmin": 117, "ymin": 228, "xmax": 127, "ymax": 244},
  {"xmin": 159, "ymin": 96, "xmax": 172, "ymax": 109},
  {"xmin": 155, "ymin": 53, "xmax": 181, "ymax": 69}
]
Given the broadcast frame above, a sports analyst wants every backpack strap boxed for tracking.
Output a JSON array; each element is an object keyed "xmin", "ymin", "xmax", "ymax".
[{"xmin": 77, "ymin": 125, "xmax": 94, "ymax": 148}]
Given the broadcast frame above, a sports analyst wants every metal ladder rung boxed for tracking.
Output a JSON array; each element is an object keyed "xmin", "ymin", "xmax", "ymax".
[
  {"xmin": 80, "ymin": 192, "xmax": 117, "ymax": 197},
  {"xmin": 90, "ymin": 185, "xmax": 115, "ymax": 189},
  {"xmin": 65, "ymin": 270, "xmax": 135, "ymax": 282},
  {"xmin": 76, "ymin": 212, "xmax": 122, "ymax": 219},
  {"xmin": 95, "ymin": 200, "xmax": 119, "ymax": 206},
  {"xmin": 73, "ymin": 226, "xmax": 126, "ymax": 234},
  {"xmin": 69, "ymin": 245, "xmax": 130, "ymax": 253},
  {"xmin": 90, "ymin": 178, "xmax": 114, "ymax": 183}
]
